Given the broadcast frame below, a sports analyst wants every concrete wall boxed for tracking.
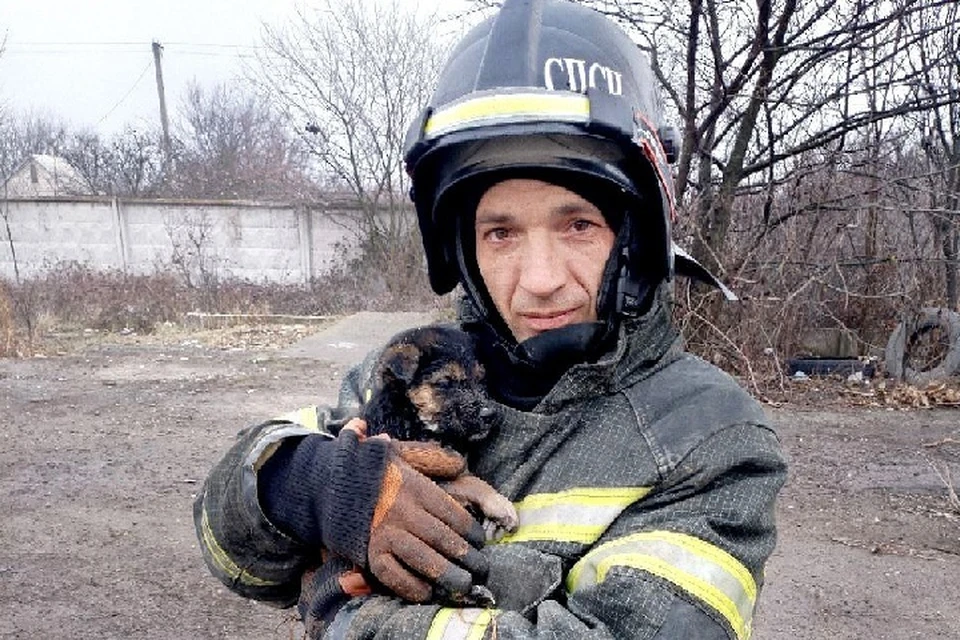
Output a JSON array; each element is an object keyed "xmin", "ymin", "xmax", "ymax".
[{"xmin": 0, "ymin": 196, "xmax": 362, "ymax": 284}]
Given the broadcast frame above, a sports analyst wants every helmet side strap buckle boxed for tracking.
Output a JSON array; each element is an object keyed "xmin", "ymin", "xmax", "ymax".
[{"xmin": 616, "ymin": 247, "xmax": 641, "ymax": 317}]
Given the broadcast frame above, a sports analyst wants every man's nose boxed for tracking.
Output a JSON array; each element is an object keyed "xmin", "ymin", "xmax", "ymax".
[{"xmin": 517, "ymin": 234, "xmax": 564, "ymax": 296}]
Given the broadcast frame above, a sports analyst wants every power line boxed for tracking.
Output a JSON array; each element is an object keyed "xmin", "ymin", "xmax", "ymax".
[
  {"xmin": 8, "ymin": 40, "xmax": 264, "ymax": 50},
  {"xmin": 5, "ymin": 46, "xmax": 260, "ymax": 58},
  {"xmin": 8, "ymin": 41, "xmax": 150, "ymax": 46},
  {"xmin": 164, "ymin": 50, "xmax": 259, "ymax": 59},
  {"xmin": 10, "ymin": 40, "xmax": 262, "ymax": 46},
  {"xmin": 95, "ymin": 60, "xmax": 154, "ymax": 127},
  {"xmin": 4, "ymin": 47, "xmax": 145, "ymax": 55},
  {"xmin": 165, "ymin": 41, "xmax": 264, "ymax": 49}
]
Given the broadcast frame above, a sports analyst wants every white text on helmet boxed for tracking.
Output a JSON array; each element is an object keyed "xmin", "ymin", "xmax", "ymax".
[{"xmin": 544, "ymin": 58, "xmax": 623, "ymax": 96}]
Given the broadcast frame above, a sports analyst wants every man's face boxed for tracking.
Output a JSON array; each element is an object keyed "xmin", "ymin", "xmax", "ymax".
[{"xmin": 474, "ymin": 178, "xmax": 616, "ymax": 343}]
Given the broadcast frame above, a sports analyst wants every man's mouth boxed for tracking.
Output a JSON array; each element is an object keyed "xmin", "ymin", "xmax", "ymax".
[{"xmin": 519, "ymin": 308, "xmax": 579, "ymax": 332}]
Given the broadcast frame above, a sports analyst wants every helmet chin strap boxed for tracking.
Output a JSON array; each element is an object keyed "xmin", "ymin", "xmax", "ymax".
[
  {"xmin": 514, "ymin": 321, "xmax": 607, "ymax": 369},
  {"xmin": 598, "ymin": 212, "xmax": 656, "ymax": 321},
  {"xmin": 465, "ymin": 314, "xmax": 608, "ymax": 411}
]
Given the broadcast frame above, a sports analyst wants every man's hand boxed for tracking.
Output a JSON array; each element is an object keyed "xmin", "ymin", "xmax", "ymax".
[
  {"xmin": 259, "ymin": 418, "xmax": 491, "ymax": 604},
  {"xmin": 343, "ymin": 420, "xmax": 515, "ymax": 602},
  {"xmin": 366, "ymin": 439, "xmax": 489, "ymax": 602}
]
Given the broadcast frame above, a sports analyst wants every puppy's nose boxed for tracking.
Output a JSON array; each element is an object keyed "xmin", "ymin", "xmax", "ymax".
[{"xmin": 480, "ymin": 406, "xmax": 497, "ymax": 420}]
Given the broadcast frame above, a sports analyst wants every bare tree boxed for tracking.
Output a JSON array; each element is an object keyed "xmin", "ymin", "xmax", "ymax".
[
  {"xmin": 0, "ymin": 110, "xmax": 70, "ymax": 295},
  {"xmin": 253, "ymin": 0, "xmax": 447, "ymax": 292},
  {"xmin": 0, "ymin": 106, "xmax": 65, "ymax": 341},
  {"xmin": 0, "ymin": 110, "xmax": 70, "ymax": 184},
  {"xmin": 616, "ymin": 0, "xmax": 954, "ymax": 275},
  {"xmin": 60, "ymin": 131, "xmax": 114, "ymax": 195},
  {"xmin": 109, "ymin": 127, "xmax": 166, "ymax": 196},
  {"xmin": 903, "ymin": 0, "xmax": 960, "ymax": 308},
  {"xmin": 169, "ymin": 81, "xmax": 315, "ymax": 201},
  {"xmin": 60, "ymin": 127, "xmax": 165, "ymax": 197},
  {"xmin": 470, "ymin": 1, "xmax": 943, "ymax": 276}
]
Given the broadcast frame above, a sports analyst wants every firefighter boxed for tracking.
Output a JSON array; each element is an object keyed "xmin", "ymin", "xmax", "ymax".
[{"xmin": 194, "ymin": 1, "xmax": 786, "ymax": 638}]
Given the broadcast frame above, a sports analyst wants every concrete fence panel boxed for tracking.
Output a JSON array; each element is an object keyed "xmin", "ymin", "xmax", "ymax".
[{"xmin": 0, "ymin": 196, "xmax": 362, "ymax": 284}]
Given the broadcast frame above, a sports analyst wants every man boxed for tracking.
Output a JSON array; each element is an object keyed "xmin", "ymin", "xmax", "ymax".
[{"xmin": 194, "ymin": 1, "xmax": 787, "ymax": 638}]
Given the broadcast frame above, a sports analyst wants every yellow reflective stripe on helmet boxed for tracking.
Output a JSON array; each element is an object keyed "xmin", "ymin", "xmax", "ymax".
[
  {"xmin": 199, "ymin": 505, "xmax": 279, "ymax": 587},
  {"xmin": 493, "ymin": 486, "xmax": 651, "ymax": 545},
  {"xmin": 424, "ymin": 90, "xmax": 590, "ymax": 139},
  {"xmin": 272, "ymin": 406, "xmax": 321, "ymax": 432},
  {"xmin": 567, "ymin": 531, "xmax": 757, "ymax": 640},
  {"xmin": 426, "ymin": 607, "xmax": 497, "ymax": 640}
]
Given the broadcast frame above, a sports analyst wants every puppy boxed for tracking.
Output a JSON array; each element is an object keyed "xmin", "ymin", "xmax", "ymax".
[
  {"xmin": 362, "ymin": 325, "xmax": 497, "ymax": 449},
  {"xmin": 359, "ymin": 325, "xmax": 519, "ymax": 604}
]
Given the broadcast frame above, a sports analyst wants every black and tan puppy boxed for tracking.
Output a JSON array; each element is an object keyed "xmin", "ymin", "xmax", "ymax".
[
  {"xmin": 359, "ymin": 325, "xmax": 519, "ymax": 604},
  {"xmin": 362, "ymin": 326, "xmax": 497, "ymax": 450}
]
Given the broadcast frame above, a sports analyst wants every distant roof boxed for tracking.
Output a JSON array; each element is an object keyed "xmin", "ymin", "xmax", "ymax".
[
  {"xmin": 3, "ymin": 154, "xmax": 91, "ymax": 197},
  {"xmin": 32, "ymin": 154, "xmax": 77, "ymax": 174}
]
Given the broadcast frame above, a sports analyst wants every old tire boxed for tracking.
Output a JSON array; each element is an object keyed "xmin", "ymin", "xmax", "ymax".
[{"xmin": 885, "ymin": 307, "xmax": 960, "ymax": 385}]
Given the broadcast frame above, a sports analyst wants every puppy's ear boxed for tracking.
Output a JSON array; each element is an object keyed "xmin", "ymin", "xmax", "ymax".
[{"xmin": 381, "ymin": 343, "xmax": 420, "ymax": 384}]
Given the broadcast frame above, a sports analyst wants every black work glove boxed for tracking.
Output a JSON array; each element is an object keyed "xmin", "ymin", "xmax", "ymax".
[
  {"xmin": 259, "ymin": 419, "xmax": 488, "ymax": 602},
  {"xmin": 366, "ymin": 435, "xmax": 490, "ymax": 601},
  {"xmin": 298, "ymin": 553, "xmax": 371, "ymax": 640}
]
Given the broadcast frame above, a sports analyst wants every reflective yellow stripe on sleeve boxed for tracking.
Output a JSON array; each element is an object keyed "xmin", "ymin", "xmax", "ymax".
[
  {"xmin": 272, "ymin": 406, "xmax": 321, "ymax": 432},
  {"xmin": 492, "ymin": 486, "xmax": 651, "ymax": 545},
  {"xmin": 424, "ymin": 90, "xmax": 590, "ymax": 139},
  {"xmin": 199, "ymin": 505, "xmax": 279, "ymax": 587},
  {"xmin": 426, "ymin": 608, "xmax": 497, "ymax": 640},
  {"xmin": 567, "ymin": 531, "xmax": 757, "ymax": 640}
]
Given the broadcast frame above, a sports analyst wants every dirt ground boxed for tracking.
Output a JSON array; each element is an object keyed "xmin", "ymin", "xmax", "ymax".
[{"xmin": 1, "ymin": 316, "xmax": 959, "ymax": 640}]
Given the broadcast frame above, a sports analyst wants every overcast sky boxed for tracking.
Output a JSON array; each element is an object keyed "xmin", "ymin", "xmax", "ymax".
[{"xmin": 0, "ymin": 0, "xmax": 470, "ymax": 138}]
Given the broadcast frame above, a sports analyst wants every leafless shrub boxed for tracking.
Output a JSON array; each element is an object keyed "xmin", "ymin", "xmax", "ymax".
[
  {"xmin": 925, "ymin": 457, "xmax": 960, "ymax": 515},
  {"xmin": 301, "ymin": 230, "xmax": 435, "ymax": 314},
  {"xmin": 161, "ymin": 210, "xmax": 227, "ymax": 297},
  {"xmin": 673, "ymin": 125, "xmax": 957, "ymax": 390},
  {"xmin": 0, "ymin": 242, "xmax": 437, "ymax": 356},
  {"xmin": 0, "ymin": 279, "xmax": 15, "ymax": 356}
]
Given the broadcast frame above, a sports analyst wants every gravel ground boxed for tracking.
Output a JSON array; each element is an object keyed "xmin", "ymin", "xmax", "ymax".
[{"xmin": 1, "ymin": 314, "xmax": 958, "ymax": 639}]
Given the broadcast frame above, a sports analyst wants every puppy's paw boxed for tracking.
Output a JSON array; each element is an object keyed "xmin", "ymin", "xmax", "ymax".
[
  {"xmin": 441, "ymin": 474, "xmax": 519, "ymax": 540},
  {"xmin": 480, "ymin": 493, "xmax": 519, "ymax": 542}
]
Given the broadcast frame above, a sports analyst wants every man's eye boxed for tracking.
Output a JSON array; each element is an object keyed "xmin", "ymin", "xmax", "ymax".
[
  {"xmin": 487, "ymin": 228, "xmax": 511, "ymax": 241},
  {"xmin": 571, "ymin": 219, "xmax": 597, "ymax": 232}
]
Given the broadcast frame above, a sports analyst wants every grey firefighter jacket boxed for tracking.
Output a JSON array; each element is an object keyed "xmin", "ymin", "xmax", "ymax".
[{"xmin": 194, "ymin": 294, "xmax": 787, "ymax": 640}]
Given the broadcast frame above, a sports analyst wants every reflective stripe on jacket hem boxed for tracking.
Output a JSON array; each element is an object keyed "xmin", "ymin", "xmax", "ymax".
[
  {"xmin": 199, "ymin": 504, "xmax": 280, "ymax": 588},
  {"xmin": 426, "ymin": 608, "xmax": 497, "ymax": 640},
  {"xmin": 567, "ymin": 530, "xmax": 756, "ymax": 640}
]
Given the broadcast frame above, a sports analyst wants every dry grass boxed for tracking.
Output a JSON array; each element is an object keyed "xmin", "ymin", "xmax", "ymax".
[{"xmin": 0, "ymin": 258, "xmax": 440, "ymax": 357}]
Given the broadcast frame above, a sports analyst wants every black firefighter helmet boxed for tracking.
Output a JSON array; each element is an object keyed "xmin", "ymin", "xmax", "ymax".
[{"xmin": 404, "ymin": 0, "xmax": 731, "ymax": 331}]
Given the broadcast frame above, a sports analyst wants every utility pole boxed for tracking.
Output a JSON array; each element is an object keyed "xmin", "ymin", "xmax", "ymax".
[{"xmin": 152, "ymin": 41, "xmax": 172, "ymax": 165}]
